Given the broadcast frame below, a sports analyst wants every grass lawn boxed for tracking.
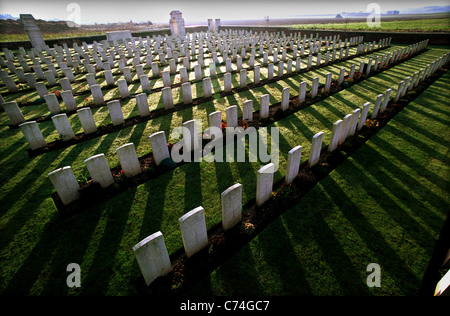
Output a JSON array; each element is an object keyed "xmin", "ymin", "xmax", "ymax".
[
  {"xmin": 0, "ymin": 43, "xmax": 448, "ymax": 295},
  {"xmin": 290, "ymin": 18, "xmax": 450, "ymax": 32},
  {"xmin": 188, "ymin": 71, "xmax": 450, "ymax": 296}
]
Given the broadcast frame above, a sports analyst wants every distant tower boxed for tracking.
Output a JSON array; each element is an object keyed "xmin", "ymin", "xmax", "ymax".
[
  {"xmin": 20, "ymin": 14, "xmax": 46, "ymax": 50},
  {"xmin": 170, "ymin": 10, "xmax": 186, "ymax": 36}
]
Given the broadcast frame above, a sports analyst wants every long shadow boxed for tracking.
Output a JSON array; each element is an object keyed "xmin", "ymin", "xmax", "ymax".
[
  {"xmin": 325, "ymin": 174, "xmax": 422, "ymax": 294},
  {"xmin": 282, "ymin": 192, "xmax": 372, "ymax": 295},
  {"xmin": 204, "ymin": 238, "xmax": 264, "ymax": 295},
  {"xmin": 255, "ymin": 217, "xmax": 315, "ymax": 295},
  {"xmin": 184, "ymin": 162, "xmax": 203, "ymax": 212},
  {"xmin": 138, "ymin": 168, "xmax": 175, "ymax": 243},
  {"xmin": 368, "ymin": 132, "xmax": 448, "ymax": 214},
  {"xmin": 80, "ymin": 186, "xmax": 138, "ymax": 295}
]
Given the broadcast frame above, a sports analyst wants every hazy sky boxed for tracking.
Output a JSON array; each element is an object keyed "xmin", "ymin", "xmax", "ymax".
[{"xmin": 1, "ymin": 0, "xmax": 449, "ymax": 24}]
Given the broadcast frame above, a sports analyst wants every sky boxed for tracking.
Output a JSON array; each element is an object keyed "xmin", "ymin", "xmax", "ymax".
[{"xmin": 0, "ymin": 0, "xmax": 449, "ymax": 24}]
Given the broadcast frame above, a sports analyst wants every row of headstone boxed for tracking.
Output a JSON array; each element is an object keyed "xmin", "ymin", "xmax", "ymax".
[
  {"xmin": 0, "ymin": 31, "xmax": 368, "ymax": 97},
  {"xmin": 48, "ymin": 141, "xmax": 141, "ymax": 205},
  {"xmin": 15, "ymin": 39, "xmax": 438, "ymax": 152}
]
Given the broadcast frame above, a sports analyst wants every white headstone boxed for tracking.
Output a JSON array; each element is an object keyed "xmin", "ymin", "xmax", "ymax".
[
  {"xmin": 132, "ymin": 231, "xmax": 172, "ymax": 286},
  {"xmin": 179, "ymin": 206, "xmax": 208, "ymax": 257},
  {"xmin": 260, "ymin": 94, "xmax": 270, "ymax": 119},
  {"xmin": 285, "ymin": 145, "xmax": 302, "ymax": 184},
  {"xmin": 221, "ymin": 183, "xmax": 242, "ymax": 230},
  {"xmin": 77, "ymin": 107, "xmax": 97, "ymax": 134},
  {"xmin": 135, "ymin": 93, "xmax": 150, "ymax": 117},
  {"xmin": 161, "ymin": 87, "xmax": 174, "ymax": 110},
  {"xmin": 84, "ymin": 153, "xmax": 114, "ymax": 188},
  {"xmin": 116, "ymin": 143, "xmax": 141, "ymax": 177},
  {"xmin": 149, "ymin": 131, "xmax": 170, "ymax": 166},
  {"xmin": 226, "ymin": 105, "xmax": 238, "ymax": 128},
  {"xmin": 19, "ymin": 121, "xmax": 46, "ymax": 150},
  {"xmin": 107, "ymin": 100, "xmax": 125, "ymax": 126},
  {"xmin": 256, "ymin": 163, "xmax": 275, "ymax": 206},
  {"xmin": 3, "ymin": 101, "xmax": 25, "ymax": 125},
  {"xmin": 48, "ymin": 166, "xmax": 80, "ymax": 205},
  {"xmin": 52, "ymin": 113, "xmax": 75, "ymax": 141},
  {"xmin": 308, "ymin": 131, "xmax": 324, "ymax": 168},
  {"xmin": 328, "ymin": 119, "xmax": 343, "ymax": 152}
]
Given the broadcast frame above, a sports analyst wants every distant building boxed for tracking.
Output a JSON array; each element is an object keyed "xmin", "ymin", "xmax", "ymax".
[{"xmin": 169, "ymin": 10, "xmax": 185, "ymax": 36}]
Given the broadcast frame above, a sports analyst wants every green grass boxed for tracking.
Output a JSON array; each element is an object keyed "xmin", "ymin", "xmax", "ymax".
[
  {"xmin": 188, "ymin": 72, "xmax": 450, "ymax": 296},
  {"xmin": 290, "ymin": 18, "xmax": 450, "ymax": 32},
  {"xmin": 0, "ymin": 44, "xmax": 448, "ymax": 295}
]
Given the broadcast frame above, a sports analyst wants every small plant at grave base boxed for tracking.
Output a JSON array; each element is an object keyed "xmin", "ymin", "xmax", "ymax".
[
  {"xmin": 365, "ymin": 118, "xmax": 380, "ymax": 130},
  {"xmin": 221, "ymin": 121, "xmax": 227, "ymax": 132},
  {"xmin": 52, "ymin": 90, "xmax": 62, "ymax": 100},
  {"xmin": 354, "ymin": 72, "xmax": 362, "ymax": 80},
  {"xmin": 271, "ymin": 183, "xmax": 299, "ymax": 209}
]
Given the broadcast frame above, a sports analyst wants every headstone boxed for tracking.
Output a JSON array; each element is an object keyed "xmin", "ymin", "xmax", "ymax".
[
  {"xmin": 178, "ymin": 206, "xmax": 208, "ymax": 258},
  {"xmin": 149, "ymin": 131, "xmax": 170, "ymax": 166},
  {"xmin": 260, "ymin": 94, "xmax": 270, "ymax": 119},
  {"xmin": 2, "ymin": 76, "xmax": 18, "ymax": 92},
  {"xmin": 52, "ymin": 113, "xmax": 75, "ymax": 141},
  {"xmin": 281, "ymin": 87, "xmax": 290, "ymax": 111},
  {"xmin": 44, "ymin": 94, "xmax": 61, "ymax": 114},
  {"xmin": 240, "ymin": 69, "xmax": 247, "ymax": 88},
  {"xmin": 140, "ymin": 74, "xmax": 151, "ymax": 91},
  {"xmin": 311, "ymin": 77, "xmax": 319, "ymax": 98},
  {"xmin": 371, "ymin": 94, "xmax": 383, "ymax": 119},
  {"xmin": 90, "ymin": 84, "xmax": 104, "ymax": 105},
  {"xmin": 161, "ymin": 87, "xmax": 174, "ymax": 109},
  {"xmin": 298, "ymin": 81, "xmax": 307, "ymax": 104},
  {"xmin": 77, "ymin": 107, "xmax": 97, "ymax": 134},
  {"xmin": 181, "ymin": 82, "xmax": 192, "ymax": 104},
  {"xmin": 380, "ymin": 88, "xmax": 392, "ymax": 112},
  {"xmin": 107, "ymin": 100, "xmax": 125, "ymax": 126},
  {"xmin": 224, "ymin": 73, "xmax": 232, "ymax": 92},
  {"xmin": 136, "ymin": 93, "xmax": 150, "ymax": 117},
  {"xmin": 203, "ymin": 77, "xmax": 212, "ymax": 98},
  {"xmin": 132, "ymin": 231, "xmax": 172, "ymax": 286},
  {"xmin": 226, "ymin": 105, "xmax": 238, "ymax": 128},
  {"xmin": 117, "ymin": 79, "xmax": 130, "ymax": 99},
  {"xmin": 3, "ymin": 101, "xmax": 25, "ymax": 125},
  {"xmin": 308, "ymin": 131, "xmax": 324, "ymax": 168},
  {"xmin": 256, "ymin": 163, "xmax": 275, "ymax": 206},
  {"xmin": 243, "ymin": 100, "xmax": 253, "ymax": 121},
  {"xmin": 328, "ymin": 120, "xmax": 343, "ymax": 152},
  {"xmin": 221, "ymin": 183, "xmax": 243, "ymax": 230},
  {"xmin": 47, "ymin": 166, "xmax": 80, "ymax": 205},
  {"xmin": 116, "ymin": 143, "xmax": 141, "ymax": 177},
  {"xmin": 285, "ymin": 145, "xmax": 302, "ymax": 184},
  {"xmin": 254, "ymin": 65, "xmax": 261, "ymax": 84},
  {"xmin": 84, "ymin": 153, "xmax": 114, "ymax": 188},
  {"xmin": 19, "ymin": 121, "xmax": 46, "ymax": 150},
  {"xmin": 61, "ymin": 90, "xmax": 77, "ymax": 112},
  {"xmin": 348, "ymin": 108, "xmax": 361, "ymax": 136},
  {"xmin": 339, "ymin": 113, "xmax": 352, "ymax": 145},
  {"xmin": 357, "ymin": 102, "xmax": 371, "ymax": 131}
]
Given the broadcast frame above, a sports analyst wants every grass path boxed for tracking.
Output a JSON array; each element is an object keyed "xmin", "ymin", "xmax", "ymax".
[{"xmin": 188, "ymin": 71, "xmax": 450, "ymax": 296}]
